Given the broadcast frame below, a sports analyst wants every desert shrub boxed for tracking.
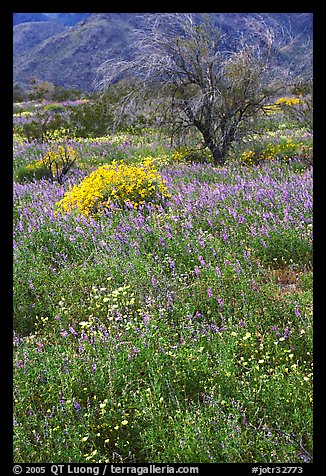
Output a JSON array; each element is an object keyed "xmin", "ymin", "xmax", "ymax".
[
  {"xmin": 15, "ymin": 161, "xmax": 52, "ymax": 183},
  {"xmin": 56, "ymin": 159, "xmax": 169, "ymax": 216},
  {"xmin": 13, "ymin": 84, "xmax": 27, "ymax": 102},
  {"xmin": 275, "ymin": 96, "xmax": 313, "ymax": 132},
  {"xmin": 42, "ymin": 128, "xmax": 71, "ymax": 142},
  {"xmin": 262, "ymin": 97, "xmax": 302, "ymax": 115},
  {"xmin": 44, "ymin": 103, "xmax": 66, "ymax": 113},
  {"xmin": 275, "ymin": 97, "xmax": 302, "ymax": 107},
  {"xmin": 171, "ymin": 146, "xmax": 213, "ymax": 164},
  {"xmin": 240, "ymin": 139, "xmax": 310, "ymax": 166},
  {"xmin": 261, "ymin": 96, "xmax": 312, "ymax": 132},
  {"xmin": 13, "ymin": 108, "xmax": 70, "ymax": 142},
  {"xmin": 15, "ymin": 144, "xmax": 78, "ymax": 184},
  {"xmin": 67, "ymin": 99, "xmax": 114, "ymax": 138}
]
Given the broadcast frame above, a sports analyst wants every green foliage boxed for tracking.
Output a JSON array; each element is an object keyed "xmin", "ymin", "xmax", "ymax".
[
  {"xmin": 67, "ymin": 99, "xmax": 114, "ymax": 138},
  {"xmin": 251, "ymin": 229, "xmax": 313, "ymax": 269},
  {"xmin": 14, "ymin": 108, "xmax": 70, "ymax": 143},
  {"xmin": 44, "ymin": 104, "xmax": 65, "ymax": 113},
  {"xmin": 14, "ymin": 272, "xmax": 313, "ymax": 461},
  {"xmin": 237, "ymin": 130, "xmax": 313, "ymax": 167},
  {"xmin": 13, "ymin": 84, "xmax": 27, "ymax": 102},
  {"xmin": 15, "ymin": 144, "xmax": 78, "ymax": 184},
  {"xmin": 172, "ymin": 146, "xmax": 213, "ymax": 164},
  {"xmin": 15, "ymin": 161, "xmax": 52, "ymax": 183},
  {"xmin": 28, "ymin": 81, "xmax": 55, "ymax": 101},
  {"xmin": 51, "ymin": 86, "xmax": 84, "ymax": 102},
  {"xmin": 13, "ymin": 97, "xmax": 313, "ymax": 463}
]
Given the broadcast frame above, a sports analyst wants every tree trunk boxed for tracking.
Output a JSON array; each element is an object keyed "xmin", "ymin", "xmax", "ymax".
[
  {"xmin": 205, "ymin": 123, "xmax": 237, "ymax": 166},
  {"xmin": 200, "ymin": 128, "xmax": 227, "ymax": 166},
  {"xmin": 211, "ymin": 146, "xmax": 227, "ymax": 166}
]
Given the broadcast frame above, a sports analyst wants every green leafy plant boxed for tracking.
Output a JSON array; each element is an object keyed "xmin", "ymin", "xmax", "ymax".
[
  {"xmin": 240, "ymin": 139, "xmax": 311, "ymax": 166},
  {"xmin": 172, "ymin": 146, "xmax": 213, "ymax": 164},
  {"xmin": 15, "ymin": 144, "xmax": 78, "ymax": 184}
]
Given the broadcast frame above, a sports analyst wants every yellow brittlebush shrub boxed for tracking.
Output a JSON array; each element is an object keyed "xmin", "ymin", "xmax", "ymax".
[{"xmin": 56, "ymin": 159, "xmax": 169, "ymax": 216}]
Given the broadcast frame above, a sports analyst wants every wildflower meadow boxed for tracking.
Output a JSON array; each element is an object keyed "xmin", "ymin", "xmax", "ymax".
[{"xmin": 13, "ymin": 95, "xmax": 313, "ymax": 464}]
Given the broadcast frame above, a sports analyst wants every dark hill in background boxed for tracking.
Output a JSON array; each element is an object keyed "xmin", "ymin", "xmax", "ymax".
[
  {"xmin": 13, "ymin": 13, "xmax": 138, "ymax": 91},
  {"xmin": 13, "ymin": 13, "xmax": 50, "ymax": 24},
  {"xmin": 14, "ymin": 21, "xmax": 67, "ymax": 55},
  {"xmin": 13, "ymin": 13, "xmax": 91, "ymax": 26},
  {"xmin": 13, "ymin": 13, "xmax": 313, "ymax": 93}
]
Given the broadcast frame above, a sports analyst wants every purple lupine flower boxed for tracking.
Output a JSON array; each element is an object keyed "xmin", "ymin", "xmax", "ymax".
[
  {"xmin": 283, "ymin": 327, "xmax": 291, "ymax": 338},
  {"xmin": 167, "ymin": 292, "xmax": 173, "ymax": 309},
  {"xmin": 165, "ymin": 227, "xmax": 173, "ymax": 239},
  {"xmin": 217, "ymin": 297, "xmax": 224, "ymax": 307},
  {"xmin": 194, "ymin": 266, "xmax": 200, "ymax": 277},
  {"xmin": 36, "ymin": 342, "xmax": 43, "ymax": 353},
  {"xmin": 73, "ymin": 400, "xmax": 82, "ymax": 412},
  {"xmin": 143, "ymin": 314, "xmax": 150, "ymax": 327},
  {"xmin": 207, "ymin": 287, "xmax": 213, "ymax": 298},
  {"xmin": 68, "ymin": 326, "xmax": 78, "ymax": 337},
  {"xmin": 159, "ymin": 237, "xmax": 166, "ymax": 247},
  {"xmin": 59, "ymin": 398, "xmax": 65, "ymax": 410},
  {"xmin": 199, "ymin": 255, "xmax": 206, "ymax": 267},
  {"xmin": 75, "ymin": 226, "xmax": 85, "ymax": 235},
  {"xmin": 221, "ymin": 231, "xmax": 229, "ymax": 241},
  {"xmin": 294, "ymin": 305, "xmax": 301, "ymax": 318},
  {"xmin": 215, "ymin": 266, "xmax": 222, "ymax": 277}
]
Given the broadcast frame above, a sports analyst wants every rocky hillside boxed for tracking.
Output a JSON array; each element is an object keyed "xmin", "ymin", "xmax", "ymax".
[
  {"xmin": 14, "ymin": 21, "xmax": 67, "ymax": 55},
  {"xmin": 13, "ymin": 13, "xmax": 90, "ymax": 26},
  {"xmin": 13, "ymin": 13, "xmax": 313, "ymax": 92}
]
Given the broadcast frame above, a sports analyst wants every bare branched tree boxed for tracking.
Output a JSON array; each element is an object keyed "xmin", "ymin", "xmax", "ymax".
[{"xmin": 96, "ymin": 13, "xmax": 309, "ymax": 165}]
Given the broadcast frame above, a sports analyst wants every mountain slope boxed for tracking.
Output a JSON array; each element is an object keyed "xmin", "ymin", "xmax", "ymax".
[
  {"xmin": 13, "ymin": 13, "xmax": 90, "ymax": 26},
  {"xmin": 13, "ymin": 13, "xmax": 50, "ymax": 25},
  {"xmin": 14, "ymin": 21, "xmax": 67, "ymax": 55},
  {"xmin": 14, "ymin": 13, "xmax": 141, "ymax": 91},
  {"xmin": 13, "ymin": 13, "xmax": 313, "ymax": 92}
]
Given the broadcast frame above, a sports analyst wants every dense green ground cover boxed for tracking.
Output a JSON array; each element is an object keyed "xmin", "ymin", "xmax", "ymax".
[{"xmin": 13, "ymin": 103, "xmax": 313, "ymax": 463}]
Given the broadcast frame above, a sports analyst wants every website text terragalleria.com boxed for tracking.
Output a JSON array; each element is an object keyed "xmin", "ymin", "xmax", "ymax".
[{"xmin": 49, "ymin": 465, "xmax": 199, "ymax": 475}]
